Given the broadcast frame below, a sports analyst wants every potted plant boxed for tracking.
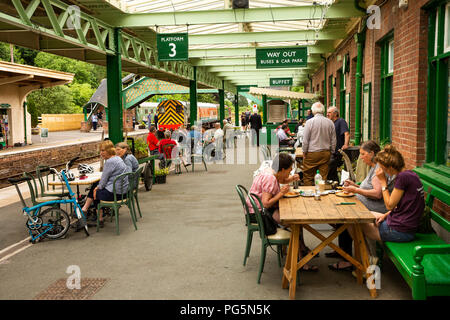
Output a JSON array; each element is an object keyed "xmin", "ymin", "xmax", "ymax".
[
  {"xmin": 154, "ymin": 167, "xmax": 169, "ymax": 184},
  {"xmin": 138, "ymin": 121, "xmax": 147, "ymax": 129},
  {"xmin": 128, "ymin": 138, "xmax": 148, "ymax": 160}
]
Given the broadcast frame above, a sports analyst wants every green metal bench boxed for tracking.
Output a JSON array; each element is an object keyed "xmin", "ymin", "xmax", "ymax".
[{"xmin": 383, "ymin": 181, "xmax": 450, "ymax": 300}]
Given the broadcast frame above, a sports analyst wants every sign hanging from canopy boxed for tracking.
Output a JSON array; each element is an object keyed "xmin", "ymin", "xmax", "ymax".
[
  {"xmin": 256, "ymin": 47, "xmax": 307, "ymax": 69},
  {"xmin": 270, "ymin": 78, "xmax": 293, "ymax": 86},
  {"xmin": 157, "ymin": 33, "xmax": 189, "ymax": 61}
]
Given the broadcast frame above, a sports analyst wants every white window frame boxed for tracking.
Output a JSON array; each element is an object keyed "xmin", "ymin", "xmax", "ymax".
[
  {"xmin": 388, "ymin": 40, "xmax": 394, "ymax": 74},
  {"xmin": 435, "ymin": 10, "xmax": 439, "ymax": 56},
  {"xmin": 445, "ymin": 3, "xmax": 450, "ymax": 53}
]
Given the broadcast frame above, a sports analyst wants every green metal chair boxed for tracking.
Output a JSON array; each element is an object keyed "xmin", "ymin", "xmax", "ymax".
[
  {"xmin": 248, "ymin": 193, "xmax": 291, "ymax": 284},
  {"xmin": 131, "ymin": 166, "xmax": 144, "ymax": 219},
  {"xmin": 235, "ymin": 185, "xmax": 259, "ymax": 266},
  {"xmin": 22, "ymin": 172, "xmax": 61, "ymax": 206},
  {"xmin": 162, "ymin": 143, "xmax": 183, "ymax": 174},
  {"xmin": 96, "ymin": 172, "xmax": 137, "ymax": 235},
  {"xmin": 35, "ymin": 165, "xmax": 70, "ymax": 198}
]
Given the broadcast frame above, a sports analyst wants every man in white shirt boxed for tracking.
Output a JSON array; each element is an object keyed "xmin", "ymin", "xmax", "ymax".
[
  {"xmin": 212, "ymin": 122, "xmax": 224, "ymax": 160},
  {"xmin": 302, "ymin": 102, "xmax": 336, "ymax": 185}
]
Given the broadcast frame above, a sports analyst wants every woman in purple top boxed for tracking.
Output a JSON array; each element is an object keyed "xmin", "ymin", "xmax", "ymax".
[{"xmin": 357, "ymin": 145, "xmax": 425, "ymax": 243}]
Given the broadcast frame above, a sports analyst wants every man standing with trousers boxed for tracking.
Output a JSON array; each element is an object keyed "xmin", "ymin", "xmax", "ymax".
[
  {"xmin": 326, "ymin": 106, "xmax": 350, "ymax": 182},
  {"xmin": 249, "ymin": 110, "xmax": 262, "ymax": 147},
  {"xmin": 302, "ymin": 102, "xmax": 336, "ymax": 186}
]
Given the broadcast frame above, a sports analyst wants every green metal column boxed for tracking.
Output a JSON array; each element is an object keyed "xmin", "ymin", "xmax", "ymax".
[
  {"xmin": 302, "ymin": 99, "xmax": 305, "ymax": 119},
  {"xmin": 83, "ymin": 106, "xmax": 87, "ymax": 122},
  {"xmin": 322, "ymin": 55, "xmax": 327, "ymax": 108},
  {"xmin": 234, "ymin": 93, "xmax": 239, "ymax": 126},
  {"xmin": 189, "ymin": 66, "xmax": 197, "ymax": 127},
  {"xmin": 106, "ymin": 28, "xmax": 123, "ymax": 144},
  {"xmin": 219, "ymin": 80, "xmax": 225, "ymax": 127},
  {"xmin": 298, "ymin": 100, "xmax": 301, "ymax": 120},
  {"xmin": 354, "ymin": 31, "xmax": 365, "ymax": 146},
  {"xmin": 23, "ymin": 101, "xmax": 27, "ymax": 144},
  {"xmin": 262, "ymin": 95, "xmax": 267, "ymax": 124}
]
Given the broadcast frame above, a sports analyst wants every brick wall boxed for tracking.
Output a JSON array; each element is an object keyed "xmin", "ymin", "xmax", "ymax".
[
  {"xmin": 0, "ymin": 133, "xmax": 147, "ymax": 188},
  {"xmin": 310, "ymin": 0, "xmax": 431, "ymax": 169}
]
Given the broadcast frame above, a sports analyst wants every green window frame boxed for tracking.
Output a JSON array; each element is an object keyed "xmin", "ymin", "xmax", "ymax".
[
  {"xmin": 379, "ymin": 33, "xmax": 394, "ymax": 143},
  {"xmin": 426, "ymin": 1, "xmax": 450, "ymax": 173},
  {"xmin": 339, "ymin": 69, "xmax": 346, "ymax": 119},
  {"xmin": 362, "ymin": 83, "xmax": 372, "ymax": 142},
  {"xmin": 329, "ymin": 74, "xmax": 334, "ymax": 107}
]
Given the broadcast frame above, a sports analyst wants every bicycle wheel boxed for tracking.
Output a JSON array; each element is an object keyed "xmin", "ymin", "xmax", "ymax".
[
  {"xmin": 143, "ymin": 162, "xmax": 153, "ymax": 191},
  {"xmin": 39, "ymin": 207, "xmax": 70, "ymax": 239}
]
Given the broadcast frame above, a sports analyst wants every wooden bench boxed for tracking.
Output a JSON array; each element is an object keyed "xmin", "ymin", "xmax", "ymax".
[{"xmin": 383, "ymin": 181, "xmax": 450, "ymax": 300}]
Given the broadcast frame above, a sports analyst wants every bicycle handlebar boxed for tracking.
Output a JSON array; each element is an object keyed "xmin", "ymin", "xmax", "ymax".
[
  {"xmin": 38, "ymin": 166, "xmax": 51, "ymax": 173},
  {"xmin": 67, "ymin": 156, "xmax": 79, "ymax": 169},
  {"xmin": 8, "ymin": 176, "xmax": 31, "ymax": 185}
]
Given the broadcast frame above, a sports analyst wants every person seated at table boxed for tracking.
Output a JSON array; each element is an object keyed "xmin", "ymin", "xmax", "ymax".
[
  {"xmin": 277, "ymin": 125, "xmax": 295, "ymax": 146},
  {"xmin": 276, "ymin": 120, "xmax": 295, "ymax": 137},
  {"xmin": 81, "ymin": 140, "xmax": 129, "ymax": 227},
  {"xmin": 347, "ymin": 145, "xmax": 425, "ymax": 260},
  {"xmin": 328, "ymin": 140, "xmax": 394, "ymax": 271},
  {"xmin": 294, "ymin": 119, "xmax": 304, "ymax": 134},
  {"xmin": 146, "ymin": 126, "xmax": 160, "ymax": 156},
  {"xmin": 158, "ymin": 130, "xmax": 178, "ymax": 167},
  {"xmin": 246, "ymin": 153, "xmax": 318, "ymax": 271},
  {"xmin": 294, "ymin": 120, "xmax": 305, "ymax": 149},
  {"xmin": 115, "ymin": 142, "xmax": 139, "ymax": 173}
]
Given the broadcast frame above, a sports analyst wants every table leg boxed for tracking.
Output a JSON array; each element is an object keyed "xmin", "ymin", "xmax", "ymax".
[
  {"xmin": 352, "ymin": 224, "xmax": 363, "ymax": 284},
  {"xmin": 354, "ymin": 224, "xmax": 377, "ymax": 298},
  {"xmin": 282, "ymin": 224, "xmax": 299, "ymax": 300}
]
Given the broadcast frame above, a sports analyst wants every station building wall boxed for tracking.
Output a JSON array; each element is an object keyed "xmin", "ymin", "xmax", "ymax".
[{"xmin": 310, "ymin": 0, "xmax": 432, "ymax": 170}]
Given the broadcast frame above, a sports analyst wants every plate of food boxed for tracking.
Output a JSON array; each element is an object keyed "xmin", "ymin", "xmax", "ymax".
[
  {"xmin": 284, "ymin": 191, "xmax": 300, "ymax": 198},
  {"xmin": 300, "ymin": 190, "xmax": 315, "ymax": 197},
  {"xmin": 336, "ymin": 191, "xmax": 355, "ymax": 197}
]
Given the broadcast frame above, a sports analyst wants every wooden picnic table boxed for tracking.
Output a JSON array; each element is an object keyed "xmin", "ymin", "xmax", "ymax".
[{"xmin": 279, "ymin": 186, "xmax": 377, "ymax": 300}]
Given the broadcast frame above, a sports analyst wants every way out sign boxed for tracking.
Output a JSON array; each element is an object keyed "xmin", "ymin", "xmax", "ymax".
[
  {"xmin": 157, "ymin": 33, "xmax": 188, "ymax": 61},
  {"xmin": 270, "ymin": 78, "xmax": 293, "ymax": 86},
  {"xmin": 256, "ymin": 47, "xmax": 307, "ymax": 69}
]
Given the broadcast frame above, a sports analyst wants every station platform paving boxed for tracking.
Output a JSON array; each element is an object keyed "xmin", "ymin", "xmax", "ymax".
[{"xmin": 0, "ymin": 143, "xmax": 414, "ymax": 300}]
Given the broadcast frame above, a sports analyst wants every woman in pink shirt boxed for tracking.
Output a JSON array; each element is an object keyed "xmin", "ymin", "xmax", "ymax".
[{"xmin": 246, "ymin": 153, "xmax": 318, "ymax": 271}]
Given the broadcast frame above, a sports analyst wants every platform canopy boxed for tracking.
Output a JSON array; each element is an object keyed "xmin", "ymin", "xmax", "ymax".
[
  {"xmin": 249, "ymin": 86, "xmax": 318, "ymax": 101},
  {"xmin": 0, "ymin": 61, "xmax": 74, "ymax": 89},
  {"xmin": 0, "ymin": 0, "xmax": 365, "ymax": 91}
]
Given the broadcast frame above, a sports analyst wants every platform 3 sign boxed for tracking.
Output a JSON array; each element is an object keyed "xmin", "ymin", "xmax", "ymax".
[
  {"xmin": 157, "ymin": 33, "xmax": 188, "ymax": 61},
  {"xmin": 256, "ymin": 47, "xmax": 307, "ymax": 69}
]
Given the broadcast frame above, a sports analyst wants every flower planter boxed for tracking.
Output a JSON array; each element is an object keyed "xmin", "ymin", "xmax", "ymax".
[{"xmin": 155, "ymin": 175, "xmax": 167, "ymax": 184}]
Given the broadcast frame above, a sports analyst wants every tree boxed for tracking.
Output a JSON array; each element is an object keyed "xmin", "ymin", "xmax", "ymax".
[
  {"xmin": 34, "ymin": 52, "xmax": 103, "ymax": 87},
  {"xmin": 70, "ymin": 83, "xmax": 95, "ymax": 109},
  {"xmin": 26, "ymin": 86, "xmax": 79, "ymax": 126},
  {"xmin": 0, "ymin": 42, "xmax": 24, "ymax": 64}
]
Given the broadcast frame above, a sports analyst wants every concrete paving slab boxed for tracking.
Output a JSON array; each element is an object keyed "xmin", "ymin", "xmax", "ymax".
[{"xmin": 0, "ymin": 152, "xmax": 413, "ymax": 300}]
